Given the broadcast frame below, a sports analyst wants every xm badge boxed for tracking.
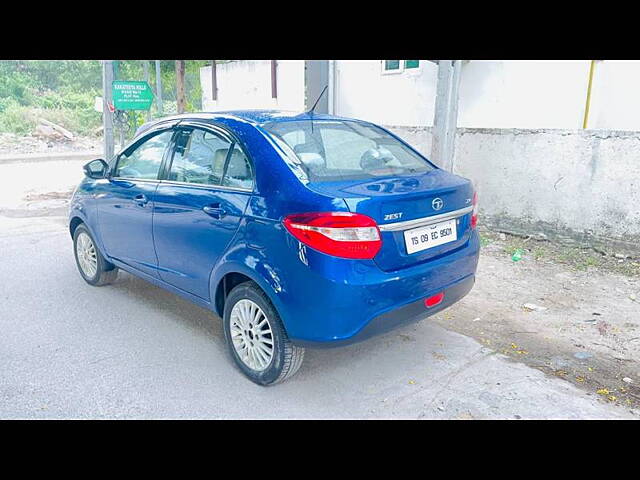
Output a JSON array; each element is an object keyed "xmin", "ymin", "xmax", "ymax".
[{"xmin": 432, "ymin": 197, "xmax": 444, "ymax": 211}]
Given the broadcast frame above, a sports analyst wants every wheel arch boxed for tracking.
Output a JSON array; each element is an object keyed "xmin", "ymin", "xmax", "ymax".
[
  {"xmin": 69, "ymin": 211, "xmax": 110, "ymax": 262},
  {"xmin": 69, "ymin": 215, "xmax": 85, "ymax": 238},
  {"xmin": 210, "ymin": 261, "xmax": 288, "ymax": 328}
]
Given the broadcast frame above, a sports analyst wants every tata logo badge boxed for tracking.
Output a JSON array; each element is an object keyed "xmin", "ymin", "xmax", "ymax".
[{"xmin": 432, "ymin": 197, "xmax": 444, "ymax": 211}]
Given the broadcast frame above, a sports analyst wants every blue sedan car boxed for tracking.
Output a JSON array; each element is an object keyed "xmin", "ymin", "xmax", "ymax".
[{"xmin": 70, "ymin": 110, "xmax": 480, "ymax": 385}]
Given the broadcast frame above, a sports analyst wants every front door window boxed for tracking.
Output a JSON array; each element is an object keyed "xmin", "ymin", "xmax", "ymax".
[{"xmin": 113, "ymin": 130, "xmax": 174, "ymax": 180}]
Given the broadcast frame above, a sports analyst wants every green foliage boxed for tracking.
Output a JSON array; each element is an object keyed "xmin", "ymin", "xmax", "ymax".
[
  {"xmin": 36, "ymin": 107, "xmax": 102, "ymax": 136},
  {"xmin": 0, "ymin": 60, "xmax": 214, "ymax": 137},
  {"xmin": 0, "ymin": 101, "xmax": 36, "ymax": 135}
]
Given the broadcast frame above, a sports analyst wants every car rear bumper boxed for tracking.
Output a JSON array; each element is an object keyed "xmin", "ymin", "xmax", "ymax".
[
  {"xmin": 282, "ymin": 229, "xmax": 480, "ymax": 347},
  {"xmin": 291, "ymin": 273, "xmax": 475, "ymax": 348}
]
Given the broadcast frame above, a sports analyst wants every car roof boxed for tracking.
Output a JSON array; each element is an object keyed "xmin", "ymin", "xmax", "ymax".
[
  {"xmin": 134, "ymin": 110, "xmax": 364, "ymax": 137},
  {"xmin": 211, "ymin": 110, "xmax": 351, "ymax": 124}
]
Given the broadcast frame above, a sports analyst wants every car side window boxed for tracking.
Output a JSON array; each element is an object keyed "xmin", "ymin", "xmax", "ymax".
[
  {"xmin": 222, "ymin": 144, "xmax": 253, "ymax": 190},
  {"xmin": 168, "ymin": 128, "xmax": 231, "ymax": 185},
  {"xmin": 113, "ymin": 130, "xmax": 173, "ymax": 180}
]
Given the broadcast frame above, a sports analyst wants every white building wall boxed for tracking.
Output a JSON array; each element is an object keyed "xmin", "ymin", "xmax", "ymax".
[
  {"xmin": 457, "ymin": 60, "xmax": 591, "ymax": 129},
  {"xmin": 333, "ymin": 60, "xmax": 439, "ymax": 126},
  {"xmin": 333, "ymin": 60, "xmax": 640, "ymax": 131},
  {"xmin": 200, "ymin": 60, "xmax": 640, "ymax": 131},
  {"xmin": 200, "ymin": 60, "xmax": 305, "ymax": 112},
  {"xmin": 588, "ymin": 60, "xmax": 640, "ymax": 130}
]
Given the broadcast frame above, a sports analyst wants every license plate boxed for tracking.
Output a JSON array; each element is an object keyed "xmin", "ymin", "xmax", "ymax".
[{"xmin": 403, "ymin": 219, "xmax": 457, "ymax": 254}]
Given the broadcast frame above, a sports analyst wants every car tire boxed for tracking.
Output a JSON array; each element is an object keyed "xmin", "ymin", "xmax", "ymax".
[
  {"xmin": 73, "ymin": 223, "xmax": 118, "ymax": 286},
  {"xmin": 223, "ymin": 281, "xmax": 305, "ymax": 386}
]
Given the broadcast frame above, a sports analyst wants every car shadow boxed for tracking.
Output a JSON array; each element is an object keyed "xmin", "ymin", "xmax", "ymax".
[
  {"xmin": 108, "ymin": 269, "xmax": 224, "ymax": 347},
  {"xmin": 103, "ymin": 268, "xmax": 467, "ymax": 385}
]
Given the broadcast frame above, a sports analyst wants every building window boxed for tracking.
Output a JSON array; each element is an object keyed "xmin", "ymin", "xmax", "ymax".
[
  {"xmin": 382, "ymin": 60, "xmax": 420, "ymax": 74},
  {"xmin": 384, "ymin": 60, "xmax": 401, "ymax": 71},
  {"xmin": 382, "ymin": 60, "xmax": 402, "ymax": 74}
]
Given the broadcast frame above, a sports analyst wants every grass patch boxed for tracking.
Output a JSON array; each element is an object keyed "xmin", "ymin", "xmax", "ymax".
[
  {"xmin": 480, "ymin": 226, "xmax": 640, "ymax": 278},
  {"xmin": 480, "ymin": 234, "xmax": 492, "ymax": 247}
]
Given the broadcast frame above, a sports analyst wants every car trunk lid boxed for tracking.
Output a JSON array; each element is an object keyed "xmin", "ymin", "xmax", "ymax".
[{"xmin": 307, "ymin": 169, "xmax": 475, "ymax": 271}]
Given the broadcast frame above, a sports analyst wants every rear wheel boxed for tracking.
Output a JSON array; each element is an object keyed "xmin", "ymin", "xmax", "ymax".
[
  {"xmin": 223, "ymin": 282, "xmax": 304, "ymax": 385},
  {"xmin": 73, "ymin": 224, "xmax": 118, "ymax": 286}
]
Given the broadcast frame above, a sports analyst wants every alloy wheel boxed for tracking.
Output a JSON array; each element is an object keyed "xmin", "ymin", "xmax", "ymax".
[
  {"xmin": 229, "ymin": 299, "xmax": 275, "ymax": 371},
  {"xmin": 76, "ymin": 232, "xmax": 98, "ymax": 278}
]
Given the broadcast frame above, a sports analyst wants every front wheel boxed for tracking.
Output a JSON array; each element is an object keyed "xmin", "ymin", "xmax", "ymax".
[
  {"xmin": 73, "ymin": 224, "xmax": 118, "ymax": 286},
  {"xmin": 223, "ymin": 282, "xmax": 305, "ymax": 386}
]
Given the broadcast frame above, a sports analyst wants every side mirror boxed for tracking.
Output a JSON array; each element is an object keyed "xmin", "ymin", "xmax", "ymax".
[{"xmin": 83, "ymin": 159, "xmax": 109, "ymax": 179}]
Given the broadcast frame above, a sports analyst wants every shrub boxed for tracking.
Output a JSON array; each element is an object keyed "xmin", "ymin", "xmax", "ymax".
[
  {"xmin": 0, "ymin": 103, "xmax": 36, "ymax": 135},
  {"xmin": 34, "ymin": 107, "xmax": 101, "ymax": 137}
]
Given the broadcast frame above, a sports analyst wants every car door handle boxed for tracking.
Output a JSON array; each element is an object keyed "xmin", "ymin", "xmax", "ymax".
[
  {"xmin": 133, "ymin": 194, "xmax": 149, "ymax": 206},
  {"xmin": 203, "ymin": 204, "xmax": 226, "ymax": 219}
]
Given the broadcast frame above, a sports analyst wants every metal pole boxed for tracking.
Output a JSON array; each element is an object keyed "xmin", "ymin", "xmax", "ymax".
[
  {"xmin": 143, "ymin": 60, "xmax": 151, "ymax": 121},
  {"xmin": 211, "ymin": 60, "xmax": 217, "ymax": 102},
  {"xmin": 102, "ymin": 60, "xmax": 115, "ymax": 161},
  {"xmin": 271, "ymin": 60, "xmax": 278, "ymax": 99},
  {"xmin": 328, "ymin": 60, "xmax": 335, "ymax": 115},
  {"xmin": 155, "ymin": 60, "xmax": 163, "ymax": 116}
]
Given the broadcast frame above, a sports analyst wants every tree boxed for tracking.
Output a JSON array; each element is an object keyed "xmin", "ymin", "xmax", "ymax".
[{"xmin": 176, "ymin": 60, "xmax": 186, "ymax": 114}]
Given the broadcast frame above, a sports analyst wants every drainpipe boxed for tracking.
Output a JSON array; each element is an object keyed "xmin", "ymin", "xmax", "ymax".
[{"xmin": 582, "ymin": 60, "xmax": 597, "ymax": 129}]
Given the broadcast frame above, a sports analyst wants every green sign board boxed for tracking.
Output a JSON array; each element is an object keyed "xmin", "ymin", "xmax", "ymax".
[{"xmin": 112, "ymin": 81, "xmax": 154, "ymax": 110}]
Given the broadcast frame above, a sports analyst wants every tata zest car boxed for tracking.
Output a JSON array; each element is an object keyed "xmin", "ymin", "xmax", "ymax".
[{"xmin": 69, "ymin": 110, "xmax": 480, "ymax": 385}]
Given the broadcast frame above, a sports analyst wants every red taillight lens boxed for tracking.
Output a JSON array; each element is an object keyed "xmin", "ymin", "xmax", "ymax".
[
  {"xmin": 283, "ymin": 212, "xmax": 382, "ymax": 259},
  {"xmin": 425, "ymin": 292, "xmax": 444, "ymax": 307},
  {"xmin": 471, "ymin": 191, "xmax": 478, "ymax": 229}
]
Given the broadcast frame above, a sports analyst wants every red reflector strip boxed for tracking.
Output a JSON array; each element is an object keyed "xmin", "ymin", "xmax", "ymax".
[
  {"xmin": 471, "ymin": 191, "xmax": 478, "ymax": 229},
  {"xmin": 424, "ymin": 292, "xmax": 444, "ymax": 308}
]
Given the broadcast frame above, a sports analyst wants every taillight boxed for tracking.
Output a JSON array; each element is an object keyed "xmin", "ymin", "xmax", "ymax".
[
  {"xmin": 471, "ymin": 191, "xmax": 478, "ymax": 229},
  {"xmin": 283, "ymin": 212, "xmax": 382, "ymax": 259}
]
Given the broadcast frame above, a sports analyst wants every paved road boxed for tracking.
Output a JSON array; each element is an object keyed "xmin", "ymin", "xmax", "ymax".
[{"xmin": 0, "ymin": 219, "xmax": 635, "ymax": 419}]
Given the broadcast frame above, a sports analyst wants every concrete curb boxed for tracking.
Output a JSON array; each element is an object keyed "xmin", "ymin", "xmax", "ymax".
[{"xmin": 0, "ymin": 151, "xmax": 104, "ymax": 165}]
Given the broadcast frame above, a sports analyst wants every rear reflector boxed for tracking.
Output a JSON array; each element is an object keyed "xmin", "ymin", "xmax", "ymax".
[
  {"xmin": 283, "ymin": 212, "xmax": 382, "ymax": 259},
  {"xmin": 424, "ymin": 292, "xmax": 444, "ymax": 308},
  {"xmin": 471, "ymin": 191, "xmax": 478, "ymax": 229}
]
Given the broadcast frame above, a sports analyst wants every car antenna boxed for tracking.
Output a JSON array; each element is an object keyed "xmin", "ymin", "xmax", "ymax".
[{"xmin": 307, "ymin": 85, "xmax": 328, "ymax": 134}]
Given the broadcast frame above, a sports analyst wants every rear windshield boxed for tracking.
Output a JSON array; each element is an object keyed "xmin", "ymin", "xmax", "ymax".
[{"xmin": 262, "ymin": 120, "xmax": 434, "ymax": 182}]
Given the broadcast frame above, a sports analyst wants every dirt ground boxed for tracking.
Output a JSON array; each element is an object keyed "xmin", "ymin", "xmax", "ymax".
[
  {"xmin": 0, "ymin": 133, "xmax": 101, "ymax": 156},
  {"xmin": 433, "ymin": 227, "xmax": 640, "ymax": 410}
]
